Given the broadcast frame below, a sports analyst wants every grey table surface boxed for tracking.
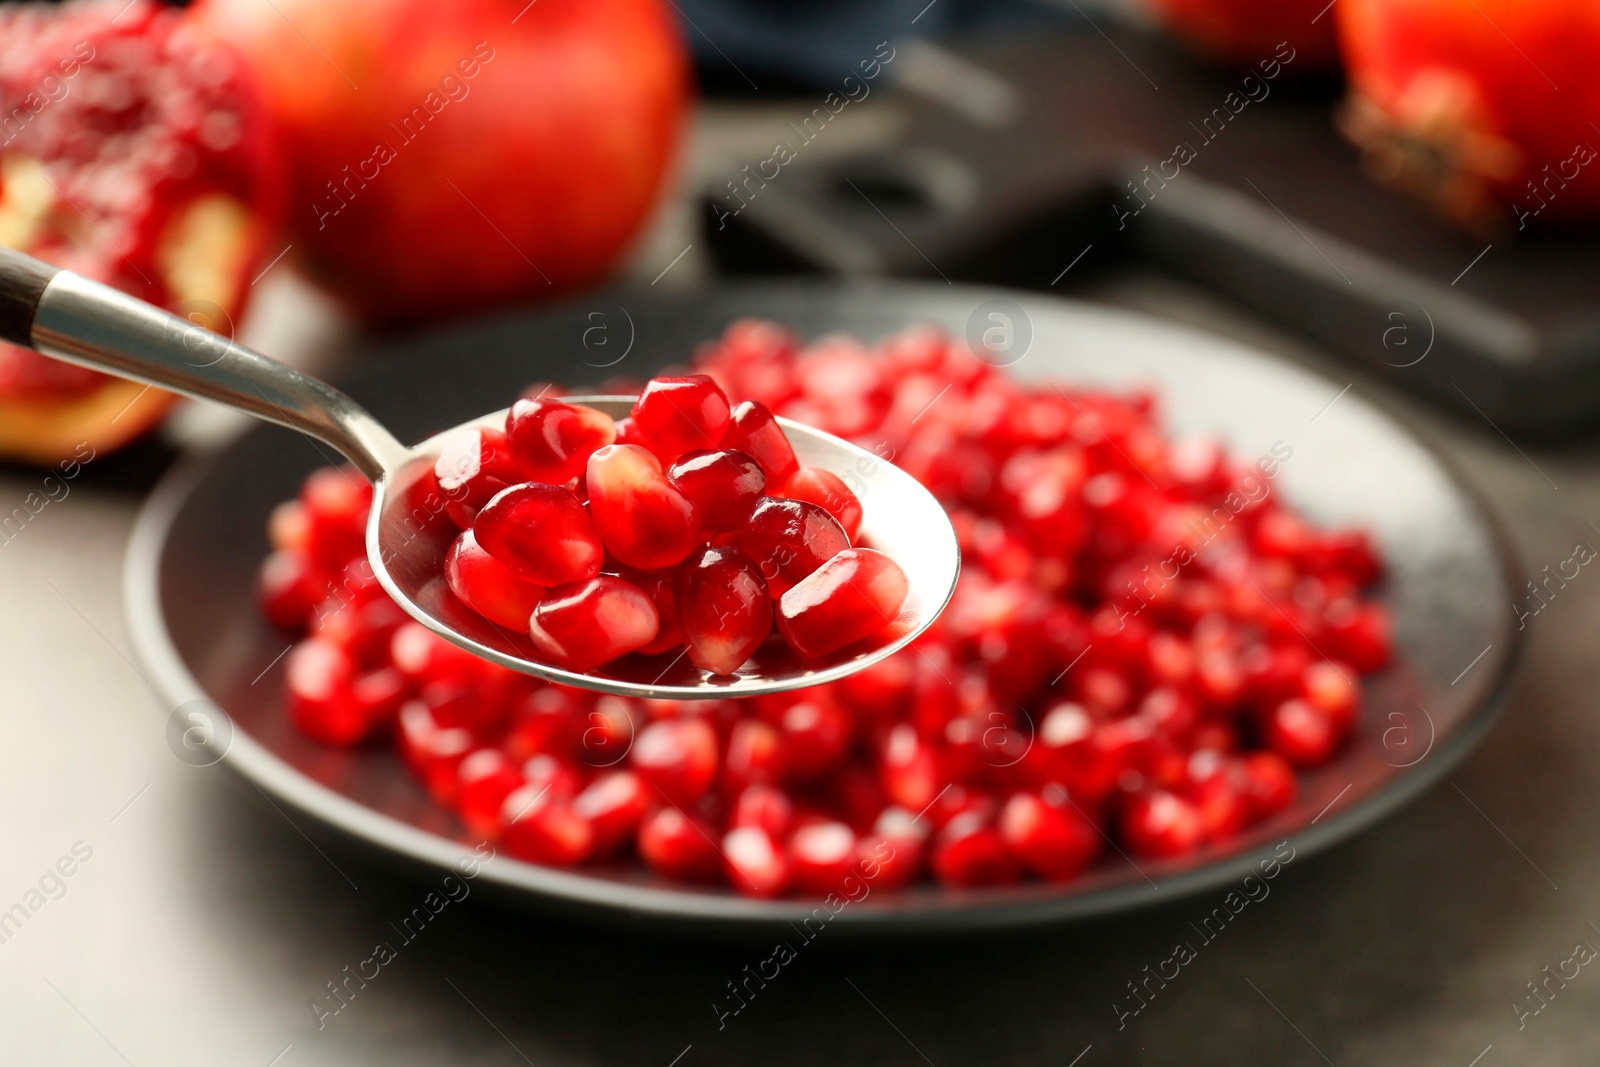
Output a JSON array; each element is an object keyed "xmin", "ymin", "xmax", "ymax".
[{"xmin": 2, "ymin": 109, "xmax": 1597, "ymax": 1067}]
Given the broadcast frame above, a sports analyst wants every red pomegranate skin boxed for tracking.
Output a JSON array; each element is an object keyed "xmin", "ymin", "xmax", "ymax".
[
  {"xmin": 193, "ymin": 0, "xmax": 691, "ymax": 322},
  {"xmin": 1339, "ymin": 0, "xmax": 1600, "ymax": 225}
]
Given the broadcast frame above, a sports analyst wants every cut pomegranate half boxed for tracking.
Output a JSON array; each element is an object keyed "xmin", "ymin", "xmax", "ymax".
[{"xmin": 0, "ymin": 0, "xmax": 285, "ymax": 463}]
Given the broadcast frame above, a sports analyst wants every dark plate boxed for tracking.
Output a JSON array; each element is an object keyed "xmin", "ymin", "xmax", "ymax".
[{"xmin": 124, "ymin": 280, "xmax": 1521, "ymax": 932}]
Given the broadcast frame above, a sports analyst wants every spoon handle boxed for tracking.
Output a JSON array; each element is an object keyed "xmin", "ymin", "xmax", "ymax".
[{"xmin": 0, "ymin": 247, "xmax": 404, "ymax": 480}]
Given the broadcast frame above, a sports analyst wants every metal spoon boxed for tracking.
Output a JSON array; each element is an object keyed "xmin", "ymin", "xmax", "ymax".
[{"xmin": 0, "ymin": 248, "xmax": 960, "ymax": 698}]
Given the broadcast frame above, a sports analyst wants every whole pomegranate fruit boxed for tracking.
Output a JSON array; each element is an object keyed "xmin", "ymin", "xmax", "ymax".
[
  {"xmin": 1338, "ymin": 0, "xmax": 1600, "ymax": 232},
  {"xmin": 1144, "ymin": 0, "xmax": 1340, "ymax": 68},
  {"xmin": 194, "ymin": 0, "xmax": 690, "ymax": 323},
  {"xmin": 0, "ymin": 0, "xmax": 284, "ymax": 464}
]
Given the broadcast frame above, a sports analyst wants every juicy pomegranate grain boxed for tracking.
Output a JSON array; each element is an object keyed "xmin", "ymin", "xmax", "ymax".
[
  {"xmin": 675, "ymin": 545, "xmax": 773, "ymax": 675},
  {"xmin": 776, "ymin": 548, "xmax": 909, "ymax": 659},
  {"xmin": 789, "ymin": 820, "xmax": 859, "ymax": 895},
  {"xmin": 932, "ymin": 811, "xmax": 1021, "ymax": 887},
  {"xmin": 500, "ymin": 785, "xmax": 593, "ymax": 866},
  {"xmin": 258, "ymin": 550, "xmax": 326, "ymax": 628},
  {"xmin": 473, "ymin": 482, "xmax": 605, "ymax": 586},
  {"xmin": 733, "ymin": 496, "xmax": 850, "ymax": 597},
  {"xmin": 504, "ymin": 397, "xmax": 616, "ymax": 484},
  {"xmin": 723, "ymin": 825, "xmax": 790, "ymax": 897},
  {"xmin": 638, "ymin": 807, "xmax": 722, "ymax": 882},
  {"xmin": 1121, "ymin": 789, "xmax": 1204, "ymax": 857},
  {"xmin": 731, "ymin": 784, "xmax": 795, "ymax": 839},
  {"xmin": 630, "ymin": 717, "xmax": 719, "ymax": 806},
  {"xmin": 285, "ymin": 637, "xmax": 365, "ymax": 745},
  {"xmin": 631, "ymin": 374, "xmax": 732, "ymax": 456},
  {"xmin": 586, "ymin": 444, "xmax": 701, "ymax": 570},
  {"xmin": 781, "ymin": 468, "xmax": 864, "ymax": 541},
  {"xmin": 723, "ymin": 400, "xmax": 801, "ymax": 484},
  {"xmin": 666, "ymin": 448, "xmax": 766, "ymax": 532},
  {"xmin": 1000, "ymin": 790, "xmax": 1100, "ymax": 882},
  {"xmin": 572, "ymin": 770, "xmax": 651, "ymax": 856},
  {"xmin": 434, "ymin": 427, "xmax": 524, "ymax": 528},
  {"xmin": 455, "ymin": 749, "xmax": 525, "ymax": 837},
  {"xmin": 528, "ymin": 577, "xmax": 660, "ymax": 672},
  {"xmin": 445, "ymin": 529, "xmax": 546, "ymax": 630},
  {"xmin": 1265, "ymin": 698, "xmax": 1342, "ymax": 766}
]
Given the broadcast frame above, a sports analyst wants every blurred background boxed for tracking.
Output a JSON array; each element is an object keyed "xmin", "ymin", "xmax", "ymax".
[{"xmin": 4, "ymin": 0, "xmax": 1600, "ymax": 1063}]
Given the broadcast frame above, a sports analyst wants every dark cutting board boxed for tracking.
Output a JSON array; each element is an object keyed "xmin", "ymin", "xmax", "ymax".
[{"xmin": 703, "ymin": 25, "xmax": 1600, "ymax": 441}]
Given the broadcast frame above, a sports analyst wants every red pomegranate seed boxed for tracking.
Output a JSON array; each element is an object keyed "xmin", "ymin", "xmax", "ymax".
[
  {"xmin": 776, "ymin": 548, "xmax": 909, "ymax": 659},
  {"xmin": 504, "ymin": 684, "xmax": 586, "ymax": 761},
  {"xmin": 723, "ymin": 825, "xmax": 789, "ymax": 897},
  {"xmin": 528, "ymin": 576, "xmax": 660, "ymax": 672},
  {"xmin": 473, "ymin": 482, "xmax": 605, "ymax": 586},
  {"xmin": 776, "ymin": 691, "xmax": 852, "ymax": 779},
  {"xmin": 1121, "ymin": 789, "xmax": 1203, "ymax": 857},
  {"xmin": 731, "ymin": 784, "xmax": 795, "ymax": 839},
  {"xmin": 445, "ymin": 529, "xmax": 546, "ymax": 630},
  {"xmin": 613, "ymin": 569, "xmax": 683, "ymax": 656},
  {"xmin": 258, "ymin": 550, "xmax": 326, "ymax": 628},
  {"xmin": 577, "ymin": 695, "xmax": 637, "ymax": 768},
  {"xmin": 638, "ymin": 807, "xmax": 722, "ymax": 882},
  {"xmin": 269, "ymin": 500, "xmax": 313, "ymax": 554},
  {"xmin": 572, "ymin": 770, "xmax": 651, "ymax": 856},
  {"xmin": 675, "ymin": 545, "xmax": 773, "ymax": 676},
  {"xmin": 1188, "ymin": 768, "xmax": 1249, "ymax": 843},
  {"xmin": 732, "ymin": 497, "xmax": 850, "ymax": 597},
  {"xmin": 723, "ymin": 400, "xmax": 801, "ymax": 484},
  {"xmin": 586, "ymin": 444, "xmax": 701, "ymax": 570},
  {"xmin": 301, "ymin": 467, "xmax": 369, "ymax": 570},
  {"xmin": 1323, "ymin": 598, "xmax": 1393, "ymax": 672},
  {"xmin": 504, "ymin": 397, "xmax": 616, "ymax": 484},
  {"xmin": 881, "ymin": 723, "xmax": 941, "ymax": 811},
  {"xmin": 630, "ymin": 718, "xmax": 719, "ymax": 806},
  {"xmin": 396, "ymin": 701, "xmax": 475, "ymax": 802},
  {"xmin": 931, "ymin": 811, "xmax": 1021, "ymax": 887},
  {"xmin": 789, "ymin": 820, "xmax": 859, "ymax": 895},
  {"xmin": 1264, "ymin": 698, "xmax": 1342, "ymax": 766},
  {"xmin": 631, "ymin": 374, "xmax": 731, "ymax": 456},
  {"xmin": 390, "ymin": 621, "xmax": 485, "ymax": 684},
  {"xmin": 500, "ymin": 784, "xmax": 593, "ymax": 866},
  {"xmin": 285, "ymin": 637, "xmax": 366, "ymax": 745},
  {"xmin": 724, "ymin": 719, "xmax": 785, "ymax": 790},
  {"xmin": 999, "ymin": 790, "xmax": 1100, "ymax": 882},
  {"xmin": 455, "ymin": 749, "xmax": 525, "ymax": 837},
  {"xmin": 1238, "ymin": 752, "xmax": 1297, "ymax": 817},
  {"xmin": 434, "ymin": 427, "xmax": 525, "ymax": 529},
  {"xmin": 781, "ymin": 468, "xmax": 863, "ymax": 541},
  {"xmin": 835, "ymin": 650, "xmax": 914, "ymax": 724},
  {"xmin": 1300, "ymin": 659, "xmax": 1359, "ymax": 731},
  {"xmin": 666, "ymin": 449, "xmax": 766, "ymax": 532}
]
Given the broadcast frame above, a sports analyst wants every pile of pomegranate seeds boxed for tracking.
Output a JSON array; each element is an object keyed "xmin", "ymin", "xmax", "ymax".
[
  {"xmin": 431, "ymin": 372, "xmax": 909, "ymax": 673},
  {"xmin": 257, "ymin": 320, "xmax": 1392, "ymax": 895}
]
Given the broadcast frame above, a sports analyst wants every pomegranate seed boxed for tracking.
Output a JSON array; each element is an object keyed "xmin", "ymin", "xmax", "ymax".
[
  {"xmin": 1323, "ymin": 599, "xmax": 1393, "ymax": 672},
  {"xmin": 445, "ymin": 529, "xmax": 546, "ymax": 630},
  {"xmin": 528, "ymin": 577, "xmax": 660, "ymax": 672},
  {"xmin": 586, "ymin": 444, "xmax": 701, "ymax": 570},
  {"xmin": 390, "ymin": 621, "xmax": 484, "ymax": 684},
  {"xmin": 723, "ymin": 825, "xmax": 789, "ymax": 897},
  {"xmin": 776, "ymin": 548, "xmax": 909, "ymax": 659},
  {"xmin": 1189, "ymin": 772, "xmax": 1249, "ymax": 843},
  {"xmin": 630, "ymin": 718, "xmax": 719, "ymax": 806},
  {"xmin": 434, "ymin": 427, "xmax": 523, "ymax": 528},
  {"xmin": 616, "ymin": 569, "xmax": 684, "ymax": 656},
  {"xmin": 572, "ymin": 770, "xmax": 651, "ymax": 856},
  {"xmin": 638, "ymin": 807, "xmax": 722, "ymax": 882},
  {"xmin": 1300, "ymin": 659, "xmax": 1359, "ymax": 731},
  {"xmin": 1238, "ymin": 752, "xmax": 1297, "ymax": 817},
  {"xmin": 723, "ymin": 400, "xmax": 801, "ymax": 484},
  {"xmin": 1121, "ymin": 789, "xmax": 1203, "ymax": 857},
  {"xmin": 473, "ymin": 482, "xmax": 604, "ymax": 586},
  {"xmin": 631, "ymin": 374, "xmax": 732, "ymax": 456},
  {"xmin": 731, "ymin": 784, "xmax": 795, "ymax": 839},
  {"xmin": 732, "ymin": 497, "xmax": 850, "ymax": 597},
  {"xmin": 675, "ymin": 545, "xmax": 773, "ymax": 675},
  {"xmin": 258, "ymin": 550, "xmax": 326, "ymax": 628},
  {"xmin": 504, "ymin": 397, "xmax": 616, "ymax": 484},
  {"xmin": 931, "ymin": 811, "xmax": 1020, "ymax": 887},
  {"xmin": 881, "ymin": 723, "xmax": 941, "ymax": 810},
  {"xmin": 500, "ymin": 784, "xmax": 592, "ymax": 866},
  {"xmin": 285, "ymin": 638, "xmax": 366, "ymax": 745},
  {"xmin": 781, "ymin": 468, "xmax": 863, "ymax": 541},
  {"xmin": 836, "ymin": 651, "xmax": 915, "ymax": 725},
  {"xmin": 666, "ymin": 448, "xmax": 766, "ymax": 532},
  {"xmin": 999, "ymin": 790, "xmax": 1100, "ymax": 881},
  {"xmin": 789, "ymin": 820, "xmax": 859, "ymax": 895},
  {"xmin": 776, "ymin": 692, "xmax": 852, "ymax": 779},
  {"xmin": 724, "ymin": 719, "xmax": 785, "ymax": 790},
  {"xmin": 455, "ymin": 749, "xmax": 525, "ymax": 837},
  {"xmin": 301, "ymin": 467, "xmax": 369, "ymax": 570},
  {"xmin": 268, "ymin": 500, "xmax": 312, "ymax": 554},
  {"xmin": 1264, "ymin": 698, "xmax": 1342, "ymax": 766},
  {"xmin": 396, "ymin": 701, "xmax": 475, "ymax": 802}
]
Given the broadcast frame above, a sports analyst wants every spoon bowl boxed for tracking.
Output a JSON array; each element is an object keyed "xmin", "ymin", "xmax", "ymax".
[
  {"xmin": 373, "ymin": 398, "xmax": 957, "ymax": 697},
  {"xmin": 0, "ymin": 251, "xmax": 959, "ymax": 697}
]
